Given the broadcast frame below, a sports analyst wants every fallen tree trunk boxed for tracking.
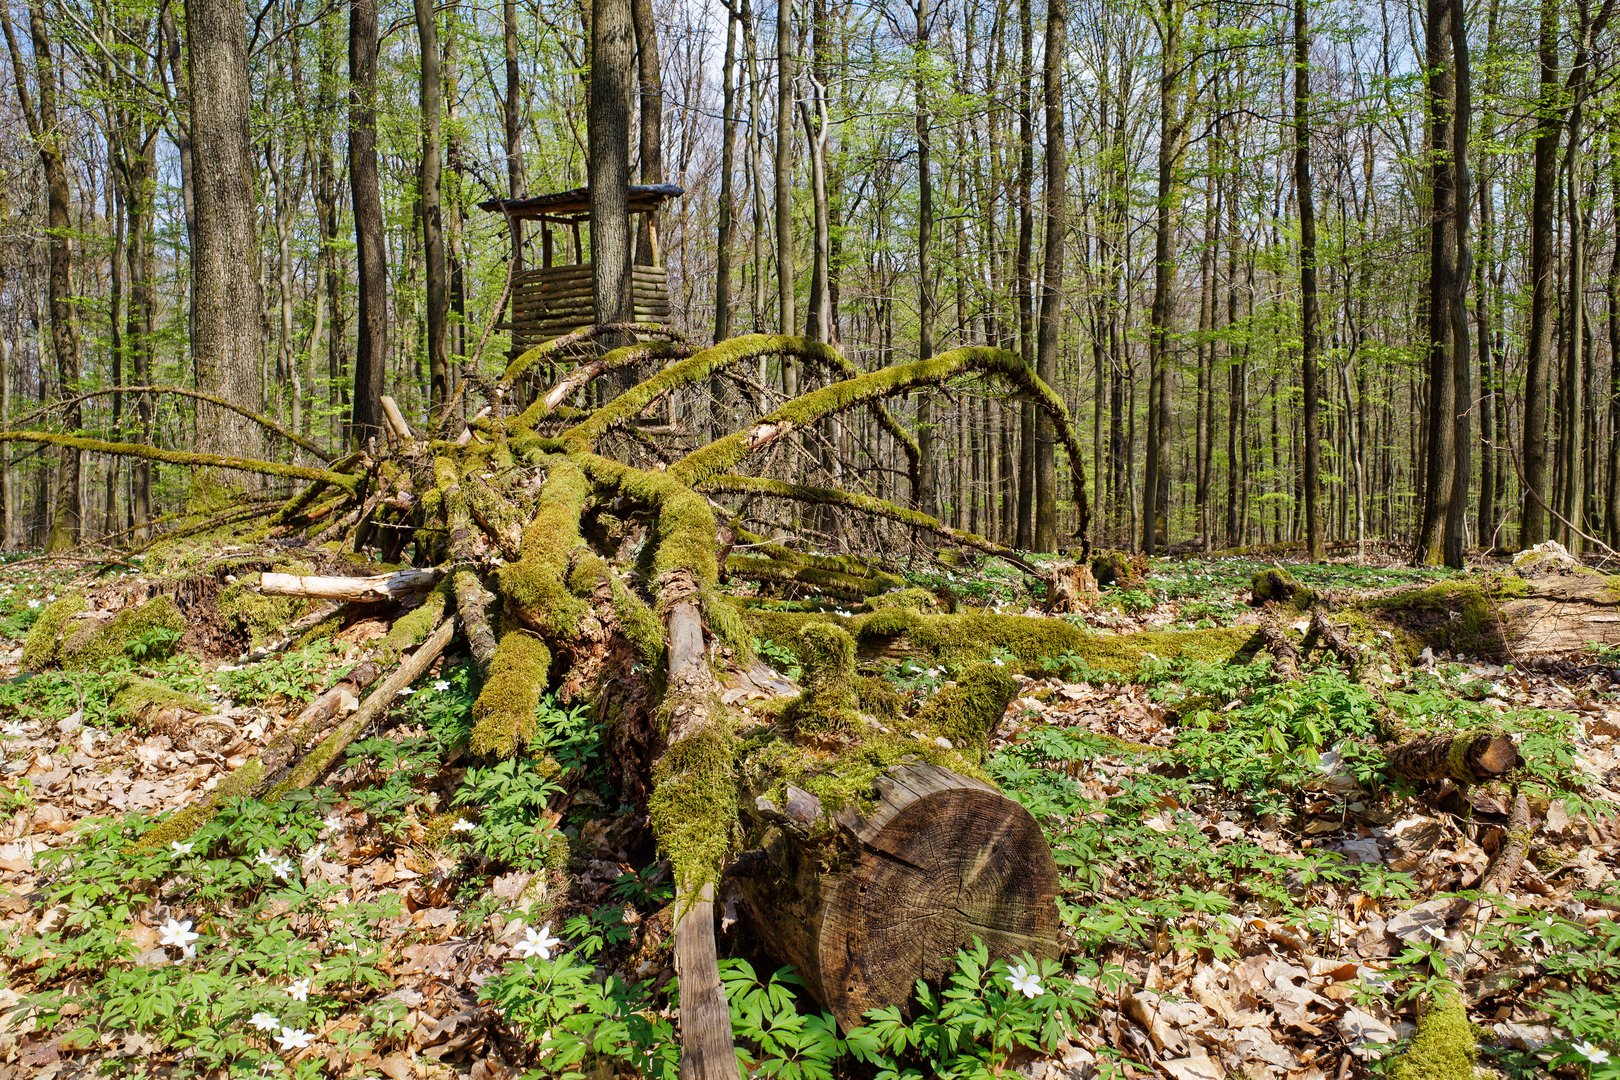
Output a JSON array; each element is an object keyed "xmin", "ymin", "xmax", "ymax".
[
  {"xmin": 1387, "ymin": 733, "xmax": 1519, "ymax": 786},
  {"xmin": 258, "ymin": 568, "xmax": 440, "ymax": 602},
  {"xmin": 735, "ymin": 762, "xmax": 1059, "ymax": 1029}
]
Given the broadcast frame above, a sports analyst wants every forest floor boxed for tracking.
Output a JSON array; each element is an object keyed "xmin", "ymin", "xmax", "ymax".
[{"xmin": 0, "ymin": 551, "xmax": 1616, "ymax": 1079}]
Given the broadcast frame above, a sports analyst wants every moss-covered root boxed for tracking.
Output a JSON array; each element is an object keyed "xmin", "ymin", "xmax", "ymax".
[
  {"xmin": 469, "ymin": 630, "xmax": 553, "ymax": 758},
  {"xmin": 498, "ymin": 458, "xmax": 591, "ymax": 638},
  {"xmin": 452, "ymin": 568, "xmax": 498, "ymax": 673},
  {"xmin": 912, "ymin": 663, "xmax": 1019, "ymax": 758},
  {"xmin": 784, "ymin": 622, "xmax": 861, "ymax": 737},
  {"xmin": 1391, "ymin": 985, "xmax": 1477, "ymax": 1080},
  {"xmin": 1249, "ymin": 566, "xmax": 1317, "ymax": 610},
  {"xmin": 20, "ymin": 593, "xmax": 88, "ymax": 670},
  {"xmin": 49, "ymin": 596, "xmax": 186, "ymax": 670},
  {"xmin": 109, "ymin": 677, "xmax": 215, "ymax": 730}
]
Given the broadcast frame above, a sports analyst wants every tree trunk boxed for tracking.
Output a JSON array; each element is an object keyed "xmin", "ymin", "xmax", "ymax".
[
  {"xmin": 1522, "ymin": 0, "xmax": 1558, "ymax": 548},
  {"xmin": 774, "ymin": 0, "xmax": 796, "ymax": 343},
  {"xmin": 1013, "ymin": 0, "xmax": 1034, "ymax": 549},
  {"xmin": 631, "ymin": 0, "xmax": 662, "ymax": 268},
  {"xmin": 186, "ymin": 0, "xmax": 264, "ymax": 488},
  {"xmin": 349, "ymin": 0, "xmax": 388, "ymax": 445},
  {"xmin": 1033, "ymin": 0, "xmax": 1064, "ymax": 551},
  {"xmin": 1142, "ymin": 0, "xmax": 1185, "ymax": 555},
  {"xmin": 417, "ymin": 0, "xmax": 449, "ymax": 419},
  {"xmin": 2, "ymin": 0, "xmax": 82, "ymax": 547},
  {"xmin": 589, "ymin": 0, "xmax": 635, "ymax": 344},
  {"xmin": 914, "ymin": 0, "xmax": 937, "ymax": 519},
  {"xmin": 1295, "ymin": 0, "xmax": 1322, "ymax": 560},
  {"xmin": 714, "ymin": 3, "xmax": 738, "ymax": 342}
]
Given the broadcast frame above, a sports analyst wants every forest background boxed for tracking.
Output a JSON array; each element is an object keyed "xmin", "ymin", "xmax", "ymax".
[{"xmin": 0, "ymin": 0, "xmax": 1607, "ymax": 566}]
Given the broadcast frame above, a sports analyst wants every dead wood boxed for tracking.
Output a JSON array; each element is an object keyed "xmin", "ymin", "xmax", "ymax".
[
  {"xmin": 1387, "ymin": 733, "xmax": 1520, "ymax": 786},
  {"xmin": 258, "ymin": 568, "xmax": 440, "ymax": 602}
]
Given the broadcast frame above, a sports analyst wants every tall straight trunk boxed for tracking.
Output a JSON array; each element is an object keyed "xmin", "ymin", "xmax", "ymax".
[
  {"xmin": 1194, "ymin": 168, "xmax": 1215, "ymax": 548},
  {"xmin": 1014, "ymin": 0, "xmax": 1034, "ymax": 548},
  {"xmin": 186, "ymin": 0, "xmax": 263, "ymax": 482},
  {"xmin": 1560, "ymin": 134, "xmax": 1586, "ymax": 550},
  {"xmin": 631, "ymin": 0, "xmax": 663, "ymax": 266},
  {"xmin": 745, "ymin": 0, "xmax": 767, "ymax": 333},
  {"xmin": 316, "ymin": 11, "xmax": 348, "ymax": 438},
  {"xmin": 914, "ymin": 0, "xmax": 937, "ymax": 518},
  {"xmin": 1416, "ymin": 0, "xmax": 1456, "ymax": 563},
  {"xmin": 502, "ymin": 0, "xmax": 523, "ymax": 199},
  {"xmin": 445, "ymin": 0, "xmax": 467, "ymax": 369},
  {"xmin": 105, "ymin": 138, "xmax": 125, "ymax": 537},
  {"xmin": 128, "ymin": 132, "xmax": 156, "ymax": 532},
  {"xmin": 1476, "ymin": 0, "xmax": 1501, "ymax": 547},
  {"xmin": 349, "ymin": 0, "xmax": 388, "ymax": 443},
  {"xmin": 2, "ymin": 0, "xmax": 82, "ymax": 546},
  {"xmin": 417, "ymin": 0, "xmax": 449, "ymax": 418},
  {"xmin": 1033, "ymin": 0, "xmax": 1065, "ymax": 550},
  {"xmin": 1608, "ymin": 139, "xmax": 1620, "ymax": 547},
  {"xmin": 774, "ymin": 0, "xmax": 796, "ymax": 346},
  {"xmin": 714, "ymin": 4, "xmax": 738, "ymax": 341},
  {"xmin": 802, "ymin": 0, "xmax": 832, "ymax": 342},
  {"xmin": 1442, "ymin": 0, "xmax": 1474, "ymax": 567},
  {"xmin": 1142, "ymin": 0, "xmax": 1185, "ymax": 554},
  {"xmin": 590, "ymin": 0, "xmax": 635, "ymax": 339},
  {"xmin": 1522, "ymin": 0, "xmax": 1559, "ymax": 547},
  {"xmin": 1295, "ymin": 0, "xmax": 1323, "ymax": 559}
]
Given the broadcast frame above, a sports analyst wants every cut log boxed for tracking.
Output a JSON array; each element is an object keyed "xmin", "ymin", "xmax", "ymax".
[
  {"xmin": 735, "ymin": 762, "xmax": 1060, "ymax": 1030},
  {"xmin": 1387, "ymin": 733, "xmax": 1519, "ymax": 786},
  {"xmin": 258, "ymin": 568, "xmax": 440, "ymax": 602}
]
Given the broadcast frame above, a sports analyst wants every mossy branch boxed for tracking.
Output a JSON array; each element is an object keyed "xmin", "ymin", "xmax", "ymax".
[
  {"xmin": 558, "ymin": 335, "xmax": 921, "ymax": 483},
  {"xmin": 670, "ymin": 346, "xmax": 1091, "ymax": 547},
  {"xmin": 497, "ymin": 322, "xmax": 693, "ymax": 391},
  {"xmin": 0, "ymin": 431, "xmax": 362, "ymax": 490},
  {"xmin": 7, "ymin": 385, "xmax": 335, "ymax": 460},
  {"xmin": 704, "ymin": 473, "xmax": 1043, "ymax": 577},
  {"xmin": 510, "ymin": 340, "xmax": 690, "ymax": 430}
]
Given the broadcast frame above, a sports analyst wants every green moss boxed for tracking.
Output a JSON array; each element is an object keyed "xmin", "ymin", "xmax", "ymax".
[
  {"xmin": 740, "ymin": 728, "xmax": 982, "ymax": 820},
  {"xmin": 566, "ymin": 551, "xmax": 610, "ymax": 597},
  {"xmin": 1359, "ymin": 577, "xmax": 1512, "ymax": 658},
  {"xmin": 469, "ymin": 631, "xmax": 554, "ymax": 758},
  {"xmin": 1250, "ymin": 567, "xmax": 1317, "ymax": 610},
  {"xmin": 59, "ymin": 596, "xmax": 186, "ymax": 669},
  {"xmin": 610, "ymin": 576, "xmax": 666, "ymax": 668},
  {"xmin": 866, "ymin": 587, "xmax": 944, "ymax": 613},
  {"xmin": 109, "ymin": 677, "xmax": 214, "ymax": 724},
  {"xmin": 737, "ymin": 605, "xmax": 1253, "ymax": 679},
  {"xmin": 727, "ymin": 554, "xmax": 895, "ymax": 601},
  {"xmin": 702, "ymin": 585, "xmax": 754, "ymax": 660},
  {"xmin": 1088, "ymin": 549, "xmax": 1145, "ymax": 589},
  {"xmin": 913, "ymin": 663, "xmax": 1019, "ymax": 757},
  {"xmin": 499, "ymin": 460, "xmax": 592, "ymax": 638},
  {"xmin": 219, "ymin": 569, "xmax": 312, "ymax": 648},
  {"xmin": 783, "ymin": 623, "xmax": 860, "ymax": 736},
  {"xmin": 649, "ymin": 720, "xmax": 738, "ymax": 890},
  {"xmin": 1390, "ymin": 985, "xmax": 1477, "ymax": 1080},
  {"xmin": 378, "ymin": 585, "xmax": 449, "ymax": 665},
  {"xmin": 853, "ymin": 675, "xmax": 903, "ymax": 723},
  {"xmin": 20, "ymin": 592, "xmax": 87, "ymax": 670}
]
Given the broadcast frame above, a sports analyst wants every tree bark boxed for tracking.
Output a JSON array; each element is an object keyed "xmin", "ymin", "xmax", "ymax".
[
  {"xmin": 417, "ymin": 0, "xmax": 449, "ymax": 418},
  {"xmin": 1521, "ymin": 0, "xmax": 1558, "ymax": 548},
  {"xmin": 914, "ymin": 0, "xmax": 937, "ymax": 519},
  {"xmin": 185, "ymin": 0, "xmax": 265, "ymax": 491},
  {"xmin": 1295, "ymin": 0, "xmax": 1322, "ymax": 560},
  {"xmin": 714, "ymin": 2, "xmax": 739, "ymax": 342},
  {"xmin": 1033, "ymin": 0, "xmax": 1064, "ymax": 551},
  {"xmin": 2, "ymin": 0, "xmax": 83, "ymax": 547},
  {"xmin": 589, "ymin": 0, "xmax": 635, "ymax": 346},
  {"xmin": 349, "ymin": 0, "xmax": 388, "ymax": 445}
]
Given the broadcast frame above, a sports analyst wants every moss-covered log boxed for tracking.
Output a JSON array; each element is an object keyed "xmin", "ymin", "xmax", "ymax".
[{"xmin": 1388, "ymin": 733, "xmax": 1519, "ymax": 786}]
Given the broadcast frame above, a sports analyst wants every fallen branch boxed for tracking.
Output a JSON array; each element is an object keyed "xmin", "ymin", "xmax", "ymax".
[
  {"xmin": 0, "ymin": 430, "xmax": 361, "ymax": 490},
  {"xmin": 1443, "ymin": 791, "xmax": 1535, "ymax": 973},
  {"xmin": 1387, "ymin": 733, "xmax": 1519, "ymax": 786},
  {"xmin": 258, "ymin": 568, "xmax": 441, "ymax": 603}
]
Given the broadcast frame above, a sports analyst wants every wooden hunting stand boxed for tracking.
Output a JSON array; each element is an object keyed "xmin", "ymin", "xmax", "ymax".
[{"xmin": 479, "ymin": 183, "xmax": 681, "ymax": 356}]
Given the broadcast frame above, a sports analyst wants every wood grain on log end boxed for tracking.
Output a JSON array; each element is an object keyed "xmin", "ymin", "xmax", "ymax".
[{"xmin": 739, "ymin": 763, "xmax": 1060, "ymax": 1030}]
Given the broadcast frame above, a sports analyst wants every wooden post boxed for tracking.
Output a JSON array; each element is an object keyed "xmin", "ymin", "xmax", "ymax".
[{"xmin": 542, "ymin": 224, "xmax": 553, "ymax": 268}]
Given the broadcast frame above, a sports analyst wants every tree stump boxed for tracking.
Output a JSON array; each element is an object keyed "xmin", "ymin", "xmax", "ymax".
[{"xmin": 735, "ymin": 762, "xmax": 1060, "ymax": 1029}]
